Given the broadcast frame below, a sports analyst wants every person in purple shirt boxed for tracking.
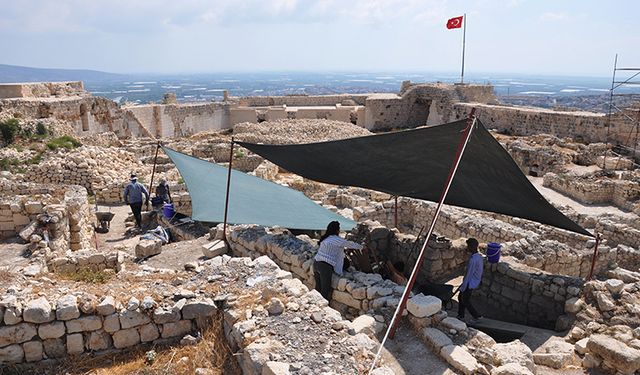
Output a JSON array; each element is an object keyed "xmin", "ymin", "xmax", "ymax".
[{"xmin": 458, "ymin": 238, "xmax": 484, "ymax": 322}]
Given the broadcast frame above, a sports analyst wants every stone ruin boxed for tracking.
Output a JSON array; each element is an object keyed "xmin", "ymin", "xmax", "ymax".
[{"xmin": 0, "ymin": 81, "xmax": 639, "ymax": 374}]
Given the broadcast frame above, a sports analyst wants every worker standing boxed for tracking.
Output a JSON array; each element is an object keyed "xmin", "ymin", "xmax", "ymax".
[{"xmin": 123, "ymin": 174, "xmax": 149, "ymax": 229}]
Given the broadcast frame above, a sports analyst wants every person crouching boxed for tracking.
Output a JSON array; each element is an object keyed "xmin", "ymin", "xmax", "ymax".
[{"xmin": 313, "ymin": 221, "xmax": 362, "ymax": 300}]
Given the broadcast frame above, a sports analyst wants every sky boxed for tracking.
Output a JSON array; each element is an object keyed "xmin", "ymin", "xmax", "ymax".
[{"xmin": 0, "ymin": 0, "xmax": 638, "ymax": 77}]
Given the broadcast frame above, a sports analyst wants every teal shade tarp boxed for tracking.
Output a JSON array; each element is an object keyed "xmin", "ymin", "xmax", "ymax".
[{"xmin": 162, "ymin": 146, "xmax": 355, "ymax": 231}]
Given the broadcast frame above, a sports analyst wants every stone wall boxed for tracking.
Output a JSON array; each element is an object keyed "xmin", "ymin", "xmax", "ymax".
[
  {"xmin": 0, "ymin": 82, "xmax": 87, "ymax": 99},
  {"xmin": 454, "ymin": 102, "xmax": 639, "ymax": 149},
  {"xmin": 124, "ymin": 102, "xmax": 230, "ymax": 138},
  {"xmin": 0, "ymin": 293, "xmax": 218, "ymax": 365},
  {"xmin": 47, "ymin": 249, "xmax": 123, "ymax": 274},
  {"xmin": 474, "ymin": 261, "xmax": 583, "ymax": 330},
  {"xmin": 543, "ymin": 172, "xmax": 640, "ymax": 212},
  {"xmin": 0, "ymin": 181, "xmax": 94, "ymax": 252}
]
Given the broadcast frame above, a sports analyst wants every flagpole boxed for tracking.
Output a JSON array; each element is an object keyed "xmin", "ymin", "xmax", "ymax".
[{"xmin": 461, "ymin": 13, "xmax": 466, "ymax": 84}]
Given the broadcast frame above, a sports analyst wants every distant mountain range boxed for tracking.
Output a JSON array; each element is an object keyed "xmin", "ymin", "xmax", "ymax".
[{"xmin": 0, "ymin": 64, "xmax": 123, "ymax": 83}]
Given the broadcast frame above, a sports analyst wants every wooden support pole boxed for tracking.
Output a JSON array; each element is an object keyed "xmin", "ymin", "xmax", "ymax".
[
  {"xmin": 587, "ymin": 233, "xmax": 602, "ymax": 281},
  {"xmin": 222, "ymin": 138, "xmax": 235, "ymax": 243},
  {"xmin": 394, "ymin": 196, "xmax": 398, "ymax": 229},
  {"xmin": 147, "ymin": 141, "xmax": 161, "ymax": 211}
]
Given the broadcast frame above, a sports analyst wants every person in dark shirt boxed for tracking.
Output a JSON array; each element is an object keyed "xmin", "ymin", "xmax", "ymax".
[{"xmin": 123, "ymin": 174, "xmax": 149, "ymax": 228}]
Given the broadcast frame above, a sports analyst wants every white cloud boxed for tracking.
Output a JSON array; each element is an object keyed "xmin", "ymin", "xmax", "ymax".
[{"xmin": 540, "ymin": 12, "xmax": 567, "ymax": 21}]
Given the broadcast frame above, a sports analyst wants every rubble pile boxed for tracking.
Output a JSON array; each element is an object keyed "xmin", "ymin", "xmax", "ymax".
[
  {"xmin": 24, "ymin": 146, "xmax": 149, "ymax": 194},
  {"xmin": 233, "ymin": 119, "xmax": 372, "ymax": 145},
  {"xmin": 565, "ymin": 278, "xmax": 640, "ymax": 374}
]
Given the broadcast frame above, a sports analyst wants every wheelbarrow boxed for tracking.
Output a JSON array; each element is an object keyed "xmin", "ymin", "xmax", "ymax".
[
  {"xmin": 95, "ymin": 211, "xmax": 115, "ymax": 233},
  {"xmin": 94, "ymin": 198, "xmax": 115, "ymax": 233}
]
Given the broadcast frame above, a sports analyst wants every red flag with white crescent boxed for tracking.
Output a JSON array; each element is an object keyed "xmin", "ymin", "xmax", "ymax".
[{"xmin": 446, "ymin": 16, "xmax": 463, "ymax": 29}]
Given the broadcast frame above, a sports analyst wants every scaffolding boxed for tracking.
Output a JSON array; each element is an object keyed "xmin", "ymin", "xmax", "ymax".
[{"xmin": 604, "ymin": 54, "xmax": 640, "ymax": 170}]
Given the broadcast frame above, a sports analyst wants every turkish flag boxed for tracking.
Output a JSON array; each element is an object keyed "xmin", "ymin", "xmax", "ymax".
[{"xmin": 447, "ymin": 16, "xmax": 463, "ymax": 29}]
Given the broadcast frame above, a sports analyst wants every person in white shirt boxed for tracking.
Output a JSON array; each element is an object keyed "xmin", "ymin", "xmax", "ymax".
[{"xmin": 314, "ymin": 221, "xmax": 362, "ymax": 300}]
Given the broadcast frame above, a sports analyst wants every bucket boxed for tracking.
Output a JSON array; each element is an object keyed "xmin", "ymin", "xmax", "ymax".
[
  {"xmin": 487, "ymin": 242, "xmax": 502, "ymax": 264},
  {"xmin": 162, "ymin": 203, "xmax": 175, "ymax": 219}
]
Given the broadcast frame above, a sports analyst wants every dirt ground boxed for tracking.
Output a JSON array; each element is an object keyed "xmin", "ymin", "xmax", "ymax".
[
  {"xmin": 380, "ymin": 322, "xmax": 457, "ymax": 375},
  {"xmin": 94, "ymin": 203, "xmax": 207, "ymax": 270}
]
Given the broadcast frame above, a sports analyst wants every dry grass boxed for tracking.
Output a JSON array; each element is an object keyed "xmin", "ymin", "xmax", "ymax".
[
  {"xmin": 11, "ymin": 313, "xmax": 241, "ymax": 375},
  {"xmin": 0, "ymin": 266, "xmax": 14, "ymax": 284},
  {"xmin": 57, "ymin": 268, "xmax": 114, "ymax": 284}
]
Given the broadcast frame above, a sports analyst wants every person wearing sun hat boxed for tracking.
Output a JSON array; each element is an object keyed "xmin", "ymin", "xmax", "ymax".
[{"xmin": 123, "ymin": 173, "xmax": 149, "ymax": 228}]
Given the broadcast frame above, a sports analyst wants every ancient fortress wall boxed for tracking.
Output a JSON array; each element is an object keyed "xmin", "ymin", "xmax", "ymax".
[
  {"xmin": 0, "ymin": 82, "xmax": 86, "ymax": 99},
  {"xmin": 1, "ymin": 81, "xmax": 637, "ymax": 148}
]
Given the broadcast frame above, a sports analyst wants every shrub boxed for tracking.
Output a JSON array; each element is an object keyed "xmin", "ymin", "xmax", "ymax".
[
  {"xmin": 35, "ymin": 122, "xmax": 48, "ymax": 136},
  {"xmin": 0, "ymin": 118, "xmax": 20, "ymax": 146},
  {"xmin": 46, "ymin": 135, "xmax": 82, "ymax": 150}
]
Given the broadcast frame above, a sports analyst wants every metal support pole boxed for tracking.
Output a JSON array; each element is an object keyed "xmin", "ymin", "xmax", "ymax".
[
  {"xmin": 460, "ymin": 13, "xmax": 466, "ymax": 84},
  {"xmin": 368, "ymin": 108, "xmax": 477, "ymax": 374},
  {"xmin": 147, "ymin": 141, "xmax": 161, "ymax": 211},
  {"xmin": 604, "ymin": 54, "xmax": 618, "ymax": 171},
  {"xmin": 222, "ymin": 138, "xmax": 235, "ymax": 243},
  {"xmin": 587, "ymin": 233, "xmax": 602, "ymax": 281},
  {"xmin": 394, "ymin": 196, "xmax": 398, "ymax": 229}
]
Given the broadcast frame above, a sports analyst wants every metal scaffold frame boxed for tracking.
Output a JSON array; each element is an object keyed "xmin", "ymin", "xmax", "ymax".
[{"xmin": 604, "ymin": 54, "xmax": 640, "ymax": 170}]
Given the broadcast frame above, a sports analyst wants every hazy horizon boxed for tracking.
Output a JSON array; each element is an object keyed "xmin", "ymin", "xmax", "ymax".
[{"xmin": 1, "ymin": 0, "xmax": 639, "ymax": 77}]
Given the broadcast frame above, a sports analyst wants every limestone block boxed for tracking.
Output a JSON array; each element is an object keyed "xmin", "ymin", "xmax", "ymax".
[
  {"xmin": 441, "ymin": 317, "xmax": 467, "ymax": 332},
  {"xmin": 331, "ymin": 290, "xmax": 362, "ymax": 310},
  {"xmin": 0, "ymin": 344, "xmax": 24, "ymax": 364},
  {"xmin": 575, "ymin": 338, "xmax": 589, "ymax": 355},
  {"xmin": 423, "ymin": 327, "xmax": 453, "ymax": 351},
  {"xmin": 0, "ymin": 323, "xmax": 37, "ymax": 347},
  {"xmin": 202, "ymin": 240, "xmax": 228, "ymax": 259},
  {"xmin": 564, "ymin": 297, "xmax": 583, "ymax": 314},
  {"xmin": 370, "ymin": 367, "xmax": 395, "ymax": 375},
  {"xmin": 407, "ymin": 294, "xmax": 441, "ymax": 318},
  {"xmin": 88, "ymin": 330, "xmax": 112, "ymax": 351},
  {"xmin": 42, "ymin": 339, "xmax": 67, "ymax": 358},
  {"xmin": 533, "ymin": 339, "xmax": 577, "ymax": 369},
  {"xmin": 595, "ymin": 292, "xmax": 615, "ymax": 312},
  {"xmin": 56, "ymin": 294, "xmax": 80, "ymax": 320},
  {"xmin": 23, "ymin": 340, "xmax": 43, "ymax": 362},
  {"xmin": 262, "ymin": 361, "xmax": 291, "ymax": 375},
  {"xmin": 493, "ymin": 340, "xmax": 536, "ymax": 374},
  {"xmin": 605, "ymin": 279, "xmax": 624, "ymax": 294},
  {"xmin": 120, "ymin": 309, "xmax": 151, "ymax": 329},
  {"xmin": 4, "ymin": 303, "xmax": 22, "ymax": 325},
  {"xmin": 104, "ymin": 313, "xmax": 120, "ymax": 333},
  {"xmin": 440, "ymin": 345, "xmax": 485, "ymax": 375},
  {"xmin": 587, "ymin": 334, "xmax": 640, "ymax": 374},
  {"xmin": 96, "ymin": 296, "xmax": 116, "ymax": 316},
  {"xmin": 66, "ymin": 316, "xmax": 103, "ymax": 333},
  {"xmin": 241, "ymin": 339, "xmax": 284, "ymax": 375},
  {"xmin": 351, "ymin": 315, "xmax": 382, "ymax": 336},
  {"xmin": 153, "ymin": 307, "xmax": 181, "ymax": 324},
  {"xmin": 38, "ymin": 321, "xmax": 66, "ymax": 339},
  {"xmin": 135, "ymin": 239, "xmax": 162, "ymax": 259},
  {"xmin": 112, "ymin": 328, "xmax": 140, "ymax": 349},
  {"xmin": 23, "ymin": 297, "xmax": 54, "ymax": 324},
  {"xmin": 66, "ymin": 333, "xmax": 84, "ymax": 354},
  {"xmin": 161, "ymin": 320, "xmax": 192, "ymax": 338},
  {"xmin": 490, "ymin": 363, "xmax": 534, "ymax": 375},
  {"xmin": 139, "ymin": 323, "xmax": 160, "ymax": 342},
  {"xmin": 181, "ymin": 298, "xmax": 217, "ymax": 320}
]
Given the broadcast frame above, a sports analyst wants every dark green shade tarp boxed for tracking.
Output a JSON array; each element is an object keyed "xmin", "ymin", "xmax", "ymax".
[
  {"xmin": 162, "ymin": 146, "xmax": 355, "ymax": 231},
  {"xmin": 237, "ymin": 119, "xmax": 592, "ymax": 237}
]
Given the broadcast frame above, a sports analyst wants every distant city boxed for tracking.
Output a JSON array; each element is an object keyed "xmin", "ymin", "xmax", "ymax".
[
  {"xmin": 2, "ymin": 64, "xmax": 639, "ymax": 112},
  {"xmin": 81, "ymin": 72, "xmax": 640, "ymax": 112}
]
